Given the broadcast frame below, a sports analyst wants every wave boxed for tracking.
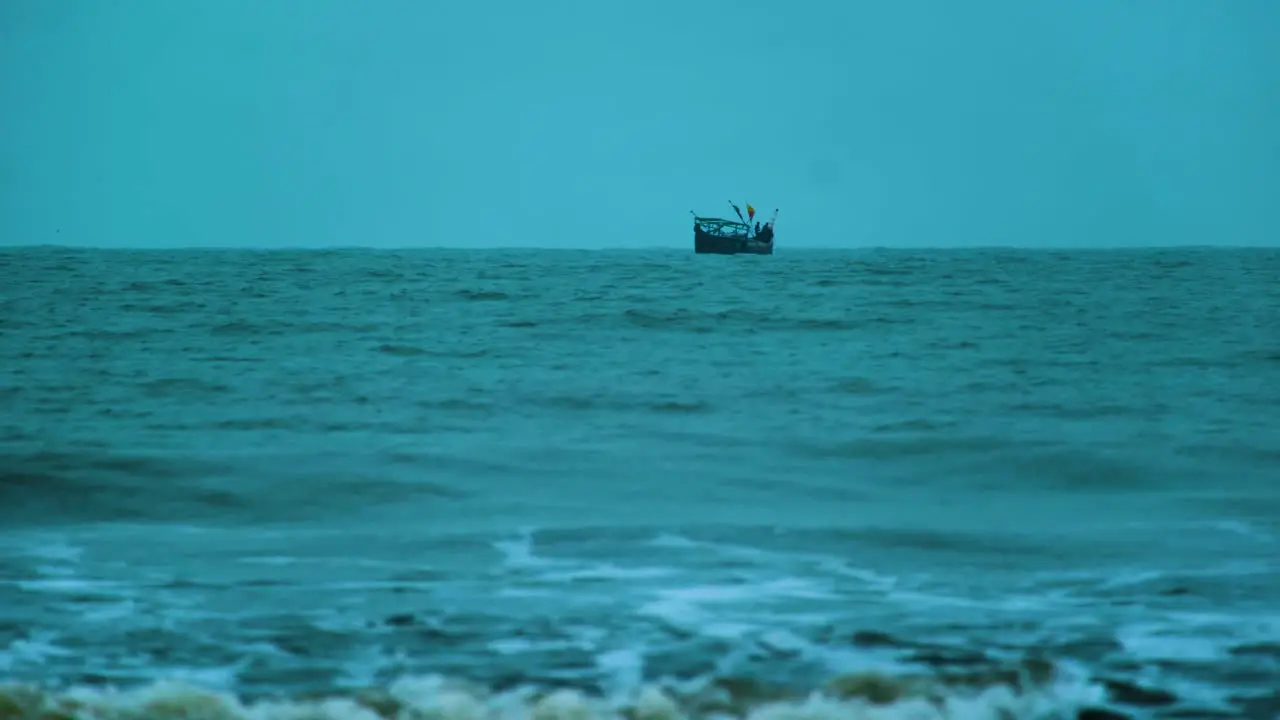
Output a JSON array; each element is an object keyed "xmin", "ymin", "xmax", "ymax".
[{"xmin": 0, "ymin": 664, "xmax": 1133, "ymax": 720}]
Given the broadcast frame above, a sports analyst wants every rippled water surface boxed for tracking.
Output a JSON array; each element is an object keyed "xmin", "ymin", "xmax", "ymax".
[{"xmin": 1, "ymin": 246, "xmax": 1277, "ymax": 720}]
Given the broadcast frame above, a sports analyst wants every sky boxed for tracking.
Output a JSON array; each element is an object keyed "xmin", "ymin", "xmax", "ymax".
[{"xmin": 1, "ymin": 0, "xmax": 1277, "ymax": 249}]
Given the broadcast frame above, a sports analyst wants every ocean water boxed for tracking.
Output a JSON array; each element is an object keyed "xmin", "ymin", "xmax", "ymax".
[{"xmin": 0, "ymin": 245, "xmax": 1277, "ymax": 720}]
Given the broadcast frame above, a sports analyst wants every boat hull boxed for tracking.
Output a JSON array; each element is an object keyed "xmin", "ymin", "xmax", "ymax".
[{"xmin": 694, "ymin": 228, "xmax": 774, "ymax": 255}]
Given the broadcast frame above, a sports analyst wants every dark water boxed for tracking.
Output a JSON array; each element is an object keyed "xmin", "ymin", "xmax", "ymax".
[{"xmin": 0, "ymin": 246, "xmax": 1277, "ymax": 720}]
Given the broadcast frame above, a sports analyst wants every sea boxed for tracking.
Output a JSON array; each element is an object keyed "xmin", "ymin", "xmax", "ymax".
[{"xmin": 0, "ymin": 245, "xmax": 1277, "ymax": 720}]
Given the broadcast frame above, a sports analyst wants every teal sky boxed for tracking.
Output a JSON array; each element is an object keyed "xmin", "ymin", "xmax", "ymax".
[{"xmin": 2, "ymin": 1, "xmax": 1276, "ymax": 249}]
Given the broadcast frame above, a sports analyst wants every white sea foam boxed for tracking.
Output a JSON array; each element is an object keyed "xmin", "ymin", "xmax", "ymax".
[{"xmin": 0, "ymin": 668, "xmax": 1110, "ymax": 720}]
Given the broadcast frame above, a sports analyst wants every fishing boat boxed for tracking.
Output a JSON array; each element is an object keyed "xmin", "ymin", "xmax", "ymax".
[{"xmin": 691, "ymin": 202, "xmax": 777, "ymax": 255}]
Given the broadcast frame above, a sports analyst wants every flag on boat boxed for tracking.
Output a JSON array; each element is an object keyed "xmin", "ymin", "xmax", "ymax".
[{"xmin": 747, "ymin": 204, "xmax": 756, "ymax": 221}]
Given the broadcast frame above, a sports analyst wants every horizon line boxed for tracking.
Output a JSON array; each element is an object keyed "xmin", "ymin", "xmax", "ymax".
[{"xmin": 2, "ymin": 243, "xmax": 1276, "ymax": 253}]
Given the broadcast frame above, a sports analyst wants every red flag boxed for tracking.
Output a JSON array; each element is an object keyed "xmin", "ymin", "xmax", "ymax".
[{"xmin": 747, "ymin": 204, "xmax": 756, "ymax": 221}]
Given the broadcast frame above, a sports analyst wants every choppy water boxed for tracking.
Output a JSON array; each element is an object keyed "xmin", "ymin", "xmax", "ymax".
[{"xmin": 0, "ymin": 246, "xmax": 1277, "ymax": 720}]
